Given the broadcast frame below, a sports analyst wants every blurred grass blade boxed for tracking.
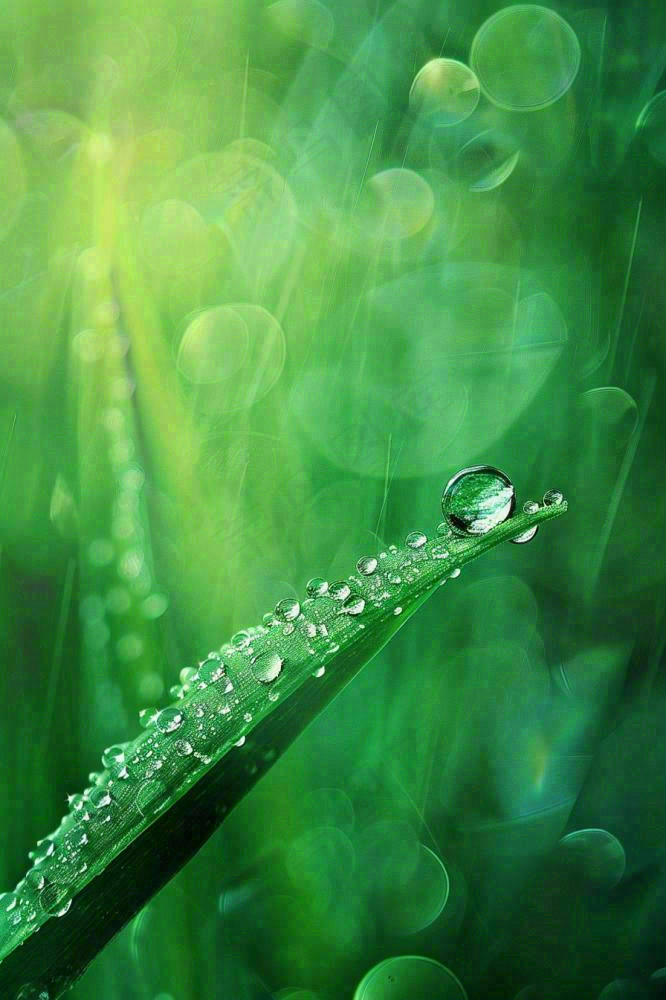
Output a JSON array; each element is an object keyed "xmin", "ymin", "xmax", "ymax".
[{"xmin": 0, "ymin": 490, "xmax": 566, "ymax": 998}]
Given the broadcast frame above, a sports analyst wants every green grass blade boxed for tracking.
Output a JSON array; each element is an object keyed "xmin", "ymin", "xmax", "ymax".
[{"xmin": 0, "ymin": 492, "xmax": 567, "ymax": 998}]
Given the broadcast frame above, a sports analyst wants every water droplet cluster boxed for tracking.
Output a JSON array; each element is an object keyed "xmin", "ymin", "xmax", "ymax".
[{"xmin": 0, "ymin": 468, "xmax": 564, "ymax": 962}]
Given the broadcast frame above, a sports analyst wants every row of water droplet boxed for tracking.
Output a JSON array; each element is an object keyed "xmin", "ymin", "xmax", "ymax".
[{"xmin": 1, "ymin": 468, "xmax": 563, "ymax": 960}]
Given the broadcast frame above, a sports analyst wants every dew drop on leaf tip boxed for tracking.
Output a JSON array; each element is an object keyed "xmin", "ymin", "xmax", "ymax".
[{"xmin": 441, "ymin": 465, "xmax": 516, "ymax": 536}]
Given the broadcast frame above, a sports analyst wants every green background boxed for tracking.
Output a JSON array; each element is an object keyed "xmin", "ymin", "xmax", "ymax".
[{"xmin": 1, "ymin": 0, "xmax": 666, "ymax": 997}]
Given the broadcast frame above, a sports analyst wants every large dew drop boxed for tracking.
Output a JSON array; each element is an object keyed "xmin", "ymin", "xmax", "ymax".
[{"xmin": 441, "ymin": 465, "xmax": 515, "ymax": 536}]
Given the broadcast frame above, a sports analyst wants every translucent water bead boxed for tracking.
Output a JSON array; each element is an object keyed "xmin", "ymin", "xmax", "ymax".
[{"xmin": 441, "ymin": 465, "xmax": 515, "ymax": 536}]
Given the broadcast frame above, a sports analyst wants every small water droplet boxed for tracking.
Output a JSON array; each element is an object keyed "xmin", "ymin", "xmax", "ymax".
[
  {"xmin": 101, "ymin": 745, "xmax": 126, "ymax": 768},
  {"xmin": 198, "ymin": 656, "xmax": 226, "ymax": 685},
  {"xmin": 235, "ymin": 735, "xmax": 246, "ymax": 747},
  {"xmin": 262, "ymin": 612, "xmax": 276, "ymax": 627},
  {"xmin": 436, "ymin": 521, "xmax": 451, "ymax": 535},
  {"xmin": 432, "ymin": 544, "xmax": 449, "ymax": 559},
  {"xmin": 39, "ymin": 883, "xmax": 72, "ymax": 917},
  {"xmin": 174, "ymin": 739, "xmax": 193, "ymax": 756},
  {"xmin": 313, "ymin": 665, "xmax": 326, "ymax": 678},
  {"xmin": 25, "ymin": 870, "xmax": 46, "ymax": 892},
  {"xmin": 357, "ymin": 556, "xmax": 378, "ymax": 575},
  {"xmin": 243, "ymin": 712, "xmax": 253, "ymax": 722},
  {"xmin": 282, "ymin": 623, "xmax": 295, "ymax": 635},
  {"xmin": 88, "ymin": 786, "xmax": 112, "ymax": 809},
  {"xmin": 68, "ymin": 793, "xmax": 85, "ymax": 812},
  {"xmin": 510, "ymin": 525, "xmax": 539, "ymax": 544},
  {"xmin": 155, "ymin": 707, "xmax": 185, "ymax": 733},
  {"xmin": 523, "ymin": 500, "xmax": 539, "ymax": 514},
  {"xmin": 139, "ymin": 707, "xmax": 158, "ymax": 728},
  {"xmin": 387, "ymin": 572, "xmax": 402, "ymax": 584},
  {"xmin": 231, "ymin": 630, "xmax": 251, "ymax": 649},
  {"xmin": 268, "ymin": 689, "xmax": 280, "ymax": 701},
  {"xmin": 406, "ymin": 530, "xmax": 427, "ymax": 549},
  {"xmin": 300, "ymin": 621, "xmax": 317, "ymax": 638},
  {"xmin": 136, "ymin": 778, "xmax": 166, "ymax": 817},
  {"xmin": 274, "ymin": 598, "xmax": 301, "ymax": 621},
  {"xmin": 29, "ymin": 839, "xmax": 56, "ymax": 864},
  {"xmin": 393, "ymin": 606, "xmax": 403, "ymax": 615},
  {"xmin": 340, "ymin": 593, "xmax": 366, "ymax": 616},
  {"xmin": 251, "ymin": 650, "xmax": 284, "ymax": 683},
  {"xmin": 543, "ymin": 489, "xmax": 564, "ymax": 506},
  {"xmin": 329, "ymin": 581, "xmax": 351, "ymax": 601},
  {"xmin": 3, "ymin": 893, "xmax": 21, "ymax": 925},
  {"xmin": 306, "ymin": 577, "xmax": 329, "ymax": 597},
  {"xmin": 449, "ymin": 567, "xmax": 461, "ymax": 578}
]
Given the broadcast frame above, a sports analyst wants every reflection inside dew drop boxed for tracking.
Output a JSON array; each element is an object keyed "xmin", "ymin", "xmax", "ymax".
[{"xmin": 441, "ymin": 465, "xmax": 515, "ymax": 535}]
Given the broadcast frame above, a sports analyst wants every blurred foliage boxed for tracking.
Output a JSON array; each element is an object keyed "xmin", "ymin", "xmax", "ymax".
[{"xmin": 1, "ymin": 0, "xmax": 665, "ymax": 997}]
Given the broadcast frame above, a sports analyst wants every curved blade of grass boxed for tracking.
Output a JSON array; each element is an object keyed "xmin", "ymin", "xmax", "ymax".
[{"xmin": 0, "ymin": 493, "xmax": 567, "ymax": 998}]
